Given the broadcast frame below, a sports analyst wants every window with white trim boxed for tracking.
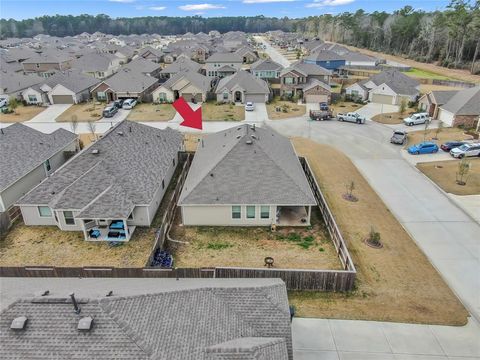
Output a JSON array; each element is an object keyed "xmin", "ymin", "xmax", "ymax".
[
  {"xmin": 38, "ymin": 206, "xmax": 52, "ymax": 217},
  {"xmin": 232, "ymin": 206, "xmax": 241, "ymax": 219},
  {"xmin": 246, "ymin": 206, "xmax": 255, "ymax": 219},
  {"xmin": 63, "ymin": 211, "xmax": 75, "ymax": 225},
  {"xmin": 260, "ymin": 206, "xmax": 270, "ymax": 219},
  {"xmin": 28, "ymin": 95, "xmax": 37, "ymax": 102}
]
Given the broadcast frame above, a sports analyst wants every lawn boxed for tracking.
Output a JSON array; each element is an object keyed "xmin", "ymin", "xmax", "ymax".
[
  {"xmin": 0, "ymin": 166, "xmax": 183, "ymax": 267},
  {"xmin": 417, "ymin": 158, "xmax": 480, "ymax": 196},
  {"xmin": 330, "ymin": 101, "xmax": 362, "ymax": 115},
  {"xmin": 372, "ymin": 108, "xmax": 416, "ymax": 125},
  {"xmin": 419, "ymin": 84, "xmax": 463, "ymax": 93},
  {"xmin": 56, "ymin": 103, "xmax": 103, "ymax": 122},
  {"xmin": 267, "ymin": 100, "xmax": 306, "ymax": 120},
  {"xmin": 169, "ymin": 208, "xmax": 341, "ymax": 270},
  {"xmin": 202, "ymin": 102, "xmax": 245, "ymax": 121},
  {"xmin": 0, "ymin": 105, "xmax": 45, "ymax": 123},
  {"xmin": 405, "ymin": 127, "xmax": 472, "ymax": 147},
  {"xmin": 126, "ymin": 103, "xmax": 176, "ymax": 122},
  {"xmin": 405, "ymin": 68, "xmax": 454, "ymax": 80},
  {"xmin": 289, "ymin": 138, "xmax": 467, "ymax": 325}
]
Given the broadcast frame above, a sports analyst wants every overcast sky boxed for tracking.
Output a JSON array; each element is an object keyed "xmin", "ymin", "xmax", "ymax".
[{"xmin": 1, "ymin": 0, "xmax": 452, "ymax": 20}]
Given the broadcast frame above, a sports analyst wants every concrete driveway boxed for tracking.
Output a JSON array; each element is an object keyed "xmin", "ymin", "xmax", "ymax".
[
  {"xmin": 244, "ymin": 102, "xmax": 268, "ymax": 123},
  {"xmin": 356, "ymin": 102, "xmax": 399, "ymax": 120},
  {"xmin": 26, "ymin": 104, "xmax": 72, "ymax": 123},
  {"xmin": 267, "ymin": 118, "xmax": 480, "ymax": 321}
]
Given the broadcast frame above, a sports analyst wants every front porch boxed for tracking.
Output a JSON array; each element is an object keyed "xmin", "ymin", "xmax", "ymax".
[
  {"xmin": 276, "ymin": 205, "xmax": 311, "ymax": 226},
  {"xmin": 82, "ymin": 219, "xmax": 136, "ymax": 242}
]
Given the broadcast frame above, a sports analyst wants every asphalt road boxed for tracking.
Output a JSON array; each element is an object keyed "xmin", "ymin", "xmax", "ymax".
[{"xmin": 254, "ymin": 35, "xmax": 292, "ymax": 68}]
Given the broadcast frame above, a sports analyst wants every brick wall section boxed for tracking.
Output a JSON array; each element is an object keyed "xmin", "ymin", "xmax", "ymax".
[{"xmin": 453, "ymin": 115, "xmax": 479, "ymax": 128}]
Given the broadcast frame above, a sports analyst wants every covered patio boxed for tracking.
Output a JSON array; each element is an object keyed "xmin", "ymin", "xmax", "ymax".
[
  {"xmin": 276, "ymin": 205, "xmax": 311, "ymax": 226},
  {"xmin": 81, "ymin": 218, "xmax": 136, "ymax": 242}
]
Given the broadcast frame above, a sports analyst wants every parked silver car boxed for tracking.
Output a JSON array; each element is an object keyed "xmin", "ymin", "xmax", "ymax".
[
  {"xmin": 450, "ymin": 143, "xmax": 480, "ymax": 158},
  {"xmin": 390, "ymin": 130, "xmax": 407, "ymax": 145}
]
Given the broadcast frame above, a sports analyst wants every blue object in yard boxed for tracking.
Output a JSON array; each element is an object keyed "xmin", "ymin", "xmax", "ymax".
[
  {"xmin": 407, "ymin": 142, "xmax": 439, "ymax": 155},
  {"xmin": 109, "ymin": 221, "xmax": 124, "ymax": 230},
  {"xmin": 89, "ymin": 229, "xmax": 101, "ymax": 238},
  {"xmin": 151, "ymin": 248, "xmax": 174, "ymax": 268}
]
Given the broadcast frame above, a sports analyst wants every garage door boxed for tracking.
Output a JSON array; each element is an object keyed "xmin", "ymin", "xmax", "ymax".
[
  {"xmin": 437, "ymin": 108, "xmax": 454, "ymax": 127},
  {"xmin": 51, "ymin": 95, "xmax": 74, "ymax": 104},
  {"xmin": 52, "ymin": 95, "xmax": 73, "ymax": 104},
  {"xmin": 305, "ymin": 94, "xmax": 328, "ymax": 103},
  {"xmin": 245, "ymin": 94, "xmax": 266, "ymax": 103},
  {"xmin": 182, "ymin": 93, "xmax": 202, "ymax": 103},
  {"xmin": 371, "ymin": 94, "xmax": 393, "ymax": 105}
]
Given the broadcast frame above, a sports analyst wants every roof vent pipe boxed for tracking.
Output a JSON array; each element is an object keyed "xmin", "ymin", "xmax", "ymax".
[{"xmin": 69, "ymin": 292, "xmax": 81, "ymax": 314}]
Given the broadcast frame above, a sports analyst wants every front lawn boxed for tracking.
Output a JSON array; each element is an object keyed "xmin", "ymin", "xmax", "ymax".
[
  {"xmin": 202, "ymin": 102, "xmax": 245, "ymax": 121},
  {"xmin": 169, "ymin": 208, "xmax": 341, "ymax": 270},
  {"xmin": 267, "ymin": 100, "xmax": 306, "ymax": 120},
  {"xmin": 0, "ymin": 104, "xmax": 45, "ymax": 123},
  {"xmin": 417, "ymin": 158, "xmax": 480, "ymax": 196},
  {"xmin": 372, "ymin": 108, "xmax": 415, "ymax": 125},
  {"xmin": 127, "ymin": 103, "xmax": 176, "ymax": 122},
  {"xmin": 405, "ymin": 127, "xmax": 472, "ymax": 147},
  {"xmin": 290, "ymin": 138, "xmax": 468, "ymax": 325},
  {"xmin": 56, "ymin": 103, "xmax": 102, "ymax": 122},
  {"xmin": 330, "ymin": 101, "xmax": 362, "ymax": 115}
]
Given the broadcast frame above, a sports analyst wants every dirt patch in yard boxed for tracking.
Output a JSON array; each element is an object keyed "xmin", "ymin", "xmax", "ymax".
[
  {"xmin": 202, "ymin": 102, "xmax": 245, "ymax": 121},
  {"xmin": 56, "ymin": 103, "xmax": 102, "ymax": 122},
  {"xmin": 0, "ymin": 105, "xmax": 45, "ymax": 123},
  {"xmin": 372, "ymin": 109, "xmax": 415, "ymax": 125},
  {"xmin": 267, "ymin": 100, "xmax": 306, "ymax": 120},
  {"xmin": 330, "ymin": 101, "xmax": 362, "ymax": 115},
  {"xmin": 405, "ymin": 127, "xmax": 473, "ymax": 147},
  {"xmin": 169, "ymin": 208, "xmax": 341, "ymax": 270},
  {"xmin": 289, "ymin": 138, "xmax": 468, "ymax": 325},
  {"xmin": 417, "ymin": 158, "xmax": 480, "ymax": 196},
  {"xmin": 127, "ymin": 103, "xmax": 176, "ymax": 122}
]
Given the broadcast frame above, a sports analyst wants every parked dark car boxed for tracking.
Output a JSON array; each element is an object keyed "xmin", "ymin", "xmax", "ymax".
[
  {"xmin": 440, "ymin": 141, "xmax": 467, "ymax": 152},
  {"xmin": 319, "ymin": 102, "xmax": 329, "ymax": 111},
  {"xmin": 113, "ymin": 99, "xmax": 124, "ymax": 109},
  {"xmin": 102, "ymin": 105, "xmax": 118, "ymax": 118}
]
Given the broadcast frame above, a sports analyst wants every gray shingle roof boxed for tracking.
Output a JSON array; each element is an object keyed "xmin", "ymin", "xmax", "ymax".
[
  {"xmin": 304, "ymin": 50, "xmax": 345, "ymax": 62},
  {"xmin": 281, "ymin": 61, "xmax": 331, "ymax": 77},
  {"xmin": 206, "ymin": 52, "xmax": 243, "ymax": 63},
  {"xmin": 441, "ymin": 86, "xmax": 480, "ymax": 116},
  {"xmin": 0, "ymin": 71, "xmax": 43, "ymax": 94},
  {"xmin": 101, "ymin": 68, "xmax": 158, "ymax": 92},
  {"xmin": 369, "ymin": 69, "xmax": 419, "ymax": 95},
  {"xmin": 17, "ymin": 121, "xmax": 182, "ymax": 219},
  {"xmin": 179, "ymin": 124, "xmax": 316, "ymax": 206},
  {"xmin": 251, "ymin": 58, "xmax": 283, "ymax": 72},
  {"xmin": 215, "ymin": 70, "xmax": 270, "ymax": 95},
  {"xmin": 0, "ymin": 283, "xmax": 291, "ymax": 360},
  {"xmin": 122, "ymin": 58, "xmax": 161, "ymax": 74},
  {"xmin": 43, "ymin": 70, "xmax": 100, "ymax": 94},
  {"xmin": 429, "ymin": 90, "xmax": 459, "ymax": 105},
  {"xmin": 205, "ymin": 337, "xmax": 288, "ymax": 360},
  {"xmin": 161, "ymin": 70, "xmax": 211, "ymax": 93},
  {"xmin": 159, "ymin": 57, "xmax": 202, "ymax": 75},
  {"xmin": 71, "ymin": 52, "xmax": 118, "ymax": 72},
  {"xmin": 0, "ymin": 124, "xmax": 77, "ymax": 192}
]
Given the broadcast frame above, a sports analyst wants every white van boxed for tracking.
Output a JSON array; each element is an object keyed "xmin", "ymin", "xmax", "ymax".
[{"xmin": 403, "ymin": 112, "xmax": 430, "ymax": 126}]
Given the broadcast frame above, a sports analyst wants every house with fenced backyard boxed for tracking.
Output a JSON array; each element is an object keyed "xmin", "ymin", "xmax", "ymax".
[
  {"xmin": 436, "ymin": 85, "xmax": 480, "ymax": 128},
  {"xmin": 16, "ymin": 120, "xmax": 183, "ymax": 242},
  {"xmin": 215, "ymin": 70, "xmax": 270, "ymax": 103},
  {"xmin": 178, "ymin": 124, "xmax": 316, "ymax": 226},
  {"xmin": 152, "ymin": 69, "xmax": 211, "ymax": 103},
  {"xmin": 0, "ymin": 124, "xmax": 78, "ymax": 234}
]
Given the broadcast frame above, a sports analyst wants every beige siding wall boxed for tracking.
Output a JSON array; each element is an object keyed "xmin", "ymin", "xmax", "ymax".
[
  {"xmin": 20, "ymin": 205, "xmax": 57, "ymax": 226},
  {"xmin": 181, "ymin": 205, "xmax": 275, "ymax": 226},
  {"xmin": 56, "ymin": 209, "xmax": 82, "ymax": 231}
]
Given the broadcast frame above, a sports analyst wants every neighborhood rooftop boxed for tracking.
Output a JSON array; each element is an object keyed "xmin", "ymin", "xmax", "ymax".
[
  {"xmin": 0, "ymin": 124, "xmax": 77, "ymax": 192},
  {"xmin": 0, "ymin": 282, "xmax": 292, "ymax": 360},
  {"xmin": 179, "ymin": 124, "xmax": 316, "ymax": 206},
  {"xmin": 17, "ymin": 121, "xmax": 182, "ymax": 219}
]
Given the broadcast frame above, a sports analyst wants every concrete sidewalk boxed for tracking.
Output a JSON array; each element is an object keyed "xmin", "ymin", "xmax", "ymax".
[{"xmin": 293, "ymin": 317, "xmax": 480, "ymax": 359}]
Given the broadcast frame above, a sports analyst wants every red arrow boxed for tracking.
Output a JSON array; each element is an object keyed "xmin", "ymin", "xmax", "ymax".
[{"xmin": 172, "ymin": 98, "xmax": 202, "ymax": 130}]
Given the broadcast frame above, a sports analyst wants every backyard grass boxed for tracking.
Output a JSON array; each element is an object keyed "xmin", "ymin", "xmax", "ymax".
[
  {"xmin": 371, "ymin": 108, "xmax": 415, "ymax": 125},
  {"xmin": 405, "ymin": 68, "xmax": 454, "ymax": 80},
  {"xmin": 289, "ymin": 138, "xmax": 468, "ymax": 325},
  {"xmin": 419, "ymin": 84, "xmax": 463, "ymax": 93},
  {"xmin": 405, "ymin": 127, "xmax": 473, "ymax": 147},
  {"xmin": 417, "ymin": 158, "xmax": 480, "ymax": 196},
  {"xmin": 0, "ymin": 105, "xmax": 45, "ymax": 122},
  {"xmin": 126, "ymin": 103, "xmax": 176, "ymax": 122},
  {"xmin": 56, "ymin": 103, "xmax": 102, "ymax": 122},
  {"xmin": 202, "ymin": 102, "xmax": 245, "ymax": 121},
  {"xmin": 267, "ymin": 100, "xmax": 306, "ymax": 120},
  {"xmin": 169, "ymin": 208, "xmax": 341, "ymax": 270}
]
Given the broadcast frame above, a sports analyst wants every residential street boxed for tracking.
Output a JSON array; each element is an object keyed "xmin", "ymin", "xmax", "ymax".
[{"xmin": 254, "ymin": 35, "xmax": 292, "ymax": 68}]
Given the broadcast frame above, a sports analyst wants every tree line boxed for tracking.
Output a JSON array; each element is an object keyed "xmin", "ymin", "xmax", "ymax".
[
  {"xmin": 293, "ymin": 0, "xmax": 480, "ymax": 73},
  {"xmin": 1, "ymin": 1, "xmax": 478, "ymax": 73}
]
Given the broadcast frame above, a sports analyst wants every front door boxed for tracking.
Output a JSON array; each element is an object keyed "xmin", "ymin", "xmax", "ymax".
[
  {"xmin": 234, "ymin": 91, "xmax": 242, "ymax": 102},
  {"xmin": 174, "ymin": 90, "xmax": 180, "ymax": 100}
]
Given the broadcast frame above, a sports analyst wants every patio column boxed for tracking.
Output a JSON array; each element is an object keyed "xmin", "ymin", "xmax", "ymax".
[
  {"xmin": 81, "ymin": 220, "xmax": 88, "ymax": 241},
  {"xmin": 123, "ymin": 219, "xmax": 129, "ymax": 241},
  {"xmin": 306, "ymin": 206, "xmax": 312, "ymax": 226}
]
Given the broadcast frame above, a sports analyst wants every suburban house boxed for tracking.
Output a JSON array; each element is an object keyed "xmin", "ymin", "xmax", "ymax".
[
  {"xmin": 136, "ymin": 45, "xmax": 164, "ymax": 63},
  {"xmin": 17, "ymin": 121, "xmax": 183, "ymax": 242},
  {"xmin": 91, "ymin": 68, "xmax": 158, "ymax": 102},
  {"xmin": 152, "ymin": 70, "xmax": 211, "ymax": 103},
  {"xmin": 0, "ymin": 124, "xmax": 77, "ymax": 231},
  {"xmin": 280, "ymin": 61, "xmax": 332, "ymax": 102},
  {"xmin": 0, "ymin": 71, "xmax": 42, "ymax": 99},
  {"xmin": 22, "ymin": 71, "xmax": 100, "ymax": 105},
  {"xmin": 303, "ymin": 50, "xmax": 346, "ymax": 71},
  {"xmin": 159, "ymin": 56, "xmax": 202, "ymax": 80},
  {"xmin": 436, "ymin": 86, "xmax": 480, "ymax": 127},
  {"xmin": 71, "ymin": 52, "xmax": 122, "ymax": 79},
  {"xmin": 122, "ymin": 58, "xmax": 162, "ymax": 78},
  {"xmin": 235, "ymin": 46, "xmax": 258, "ymax": 63},
  {"xmin": 250, "ymin": 58, "xmax": 283, "ymax": 82},
  {"xmin": 22, "ymin": 51, "xmax": 74, "ymax": 74},
  {"xmin": 0, "ymin": 280, "xmax": 292, "ymax": 360},
  {"xmin": 346, "ymin": 69, "xmax": 420, "ymax": 105},
  {"xmin": 215, "ymin": 70, "xmax": 270, "ymax": 103},
  {"xmin": 205, "ymin": 52, "xmax": 243, "ymax": 78},
  {"xmin": 179, "ymin": 124, "xmax": 316, "ymax": 226},
  {"xmin": 342, "ymin": 52, "xmax": 378, "ymax": 67},
  {"xmin": 418, "ymin": 90, "xmax": 459, "ymax": 119}
]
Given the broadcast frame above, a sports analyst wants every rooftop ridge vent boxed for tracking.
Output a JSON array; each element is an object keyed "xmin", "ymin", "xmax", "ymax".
[
  {"xmin": 251, "ymin": 135, "xmax": 257, "ymax": 140},
  {"xmin": 10, "ymin": 316, "xmax": 27, "ymax": 330}
]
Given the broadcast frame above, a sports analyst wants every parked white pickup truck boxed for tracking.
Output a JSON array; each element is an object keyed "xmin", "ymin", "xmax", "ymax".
[{"xmin": 337, "ymin": 112, "xmax": 366, "ymax": 124}]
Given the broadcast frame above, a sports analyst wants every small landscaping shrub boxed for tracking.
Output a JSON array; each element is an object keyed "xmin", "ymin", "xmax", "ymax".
[
  {"xmin": 287, "ymin": 232, "xmax": 301, "ymax": 242},
  {"xmin": 366, "ymin": 226, "xmax": 382, "ymax": 248},
  {"xmin": 206, "ymin": 241, "xmax": 232, "ymax": 250}
]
